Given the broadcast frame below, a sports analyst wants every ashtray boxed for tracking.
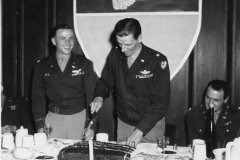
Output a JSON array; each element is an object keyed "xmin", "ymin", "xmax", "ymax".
[{"xmin": 157, "ymin": 147, "xmax": 178, "ymax": 155}]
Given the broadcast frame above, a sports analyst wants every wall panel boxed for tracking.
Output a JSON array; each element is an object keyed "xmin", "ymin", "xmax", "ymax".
[
  {"xmin": 193, "ymin": 0, "xmax": 228, "ymax": 106},
  {"xmin": 2, "ymin": 0, "xmax": 21, "ymax": 96},
  {"xmin": 232, "ymin": 0, "xmax": 240, "ymax": 106},
  {"xmin": 24, "ymin": 0, "xmax": 51, "ymax": 96},
  {"xmin": 166, "ymin": 59, "xmax": 189, "ymax": 145}
]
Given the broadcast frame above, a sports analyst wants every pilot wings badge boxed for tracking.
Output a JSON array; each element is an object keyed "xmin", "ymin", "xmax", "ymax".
[{"xmin": 140, "ymin": 70, "xmax": 150, "ymax": 75}]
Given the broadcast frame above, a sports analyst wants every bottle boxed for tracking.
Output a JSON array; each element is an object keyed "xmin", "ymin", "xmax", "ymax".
[
  {"xmin": 205, "ymin": 107, "xmax": 217, "ymax": 158},
  {"xmin": 16, "ymin": 126, "xmax": 28, "ymax": 147}
]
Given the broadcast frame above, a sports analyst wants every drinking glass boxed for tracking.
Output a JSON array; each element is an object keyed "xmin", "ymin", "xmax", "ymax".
[
  {"xmin": 44, "ymin": 124, "xmax": 53, "ymax": 139},
  {"xmin": 158, "ymin": 136, "xmax": 169, "ymax": 153}
]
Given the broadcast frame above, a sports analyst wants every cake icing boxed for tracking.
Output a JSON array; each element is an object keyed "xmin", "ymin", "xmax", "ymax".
[{"xmin": 58, "ymin": 141, "xmax": 135, "ymax": 160}]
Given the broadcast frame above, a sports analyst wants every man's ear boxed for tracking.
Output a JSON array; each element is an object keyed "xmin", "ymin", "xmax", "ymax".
[
  {"xmin": 224, "ymin": 96, "xmax": 229, "ymax": 103},
  {"xmin": 51, "ymin": 37, "xmax": 56, "ymax": 46},
  {"xmin": 138, "ymin": 34, "xmax": 142, "ymax": 43}
]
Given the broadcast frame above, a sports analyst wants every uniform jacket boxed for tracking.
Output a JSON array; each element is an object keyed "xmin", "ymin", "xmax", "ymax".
[
  {"xmin": 32, "ymin": 53, "xmax": 98, "ymax": 130},
  {"xmin": 94, "ymin": 43, "xmax": 170, "ymax": 135},
  {"xmin": 187, "ymin": 103, "xmax": 240, "ymax": 147},
  {"xmin": 1, "ymin": 96, "xmax": 34, "ymax": 134}
]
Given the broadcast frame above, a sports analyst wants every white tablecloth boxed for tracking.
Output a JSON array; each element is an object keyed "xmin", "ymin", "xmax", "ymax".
[
  {"xmin": 2, "ymin": 138, "xmax": 80, "ymax": 160},
  {"xmin": 2, "ymin": 139, "xmax": 192, "ymax": 160},
  {"xmin": 131, "ymin": 143, "xmax": 192, "ymax": 160}
]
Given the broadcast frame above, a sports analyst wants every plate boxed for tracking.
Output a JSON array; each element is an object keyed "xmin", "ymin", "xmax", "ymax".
[
  {"xmin": 34, "ymin": 143, "xmax": 59, "ymax": 155},
  {"xmin": 1, "ymin": 149, "xmax": 12, "ymax": 158},
  {"xmin": 13, "ymin": 148, "xmax": 34, "ymax": 160}
]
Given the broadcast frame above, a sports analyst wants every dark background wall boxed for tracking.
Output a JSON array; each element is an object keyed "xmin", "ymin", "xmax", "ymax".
[{"xmin": 2, "ymin": 0, "xmax": 240, "ymax": 146}]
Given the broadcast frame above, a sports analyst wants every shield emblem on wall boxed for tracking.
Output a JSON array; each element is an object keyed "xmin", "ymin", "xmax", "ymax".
[{"xmin": 73, "ymin": 0, "xmax": 202, "ymax": 79}]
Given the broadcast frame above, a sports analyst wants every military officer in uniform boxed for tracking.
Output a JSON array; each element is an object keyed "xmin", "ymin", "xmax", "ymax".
[
  {"xmin": 187, "ymin": 80, "xmax": 240, "ymax": 147},
  {"xmin": 90, "ymin": 18, "xmax": 170, "ymax": 147},
  {"xmin": 32, "ymin": 23, "xmax": 98, "ymax": 139},
  {"xmin": 1, "ymin": 86, "xmax": 34, "ymax": 134}
]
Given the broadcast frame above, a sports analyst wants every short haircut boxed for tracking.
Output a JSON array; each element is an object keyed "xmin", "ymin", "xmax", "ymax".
[
  {"xmin": 50, "ymin": 23, "xmax": 73, "ymax": 38},
  {"xmin": 114, "ymin": 18, "xmax": 141, "ymax": 39},
  {"xmin": 206, "ymin": 79, "xmax": 229, "ymax": 99}
]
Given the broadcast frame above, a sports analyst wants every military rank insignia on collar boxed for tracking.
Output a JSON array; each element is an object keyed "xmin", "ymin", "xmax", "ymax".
[
  {"xmin": 9, "ymin": 105, "xmax": 17, "ymax": 110},
  {"xmin": 161, "ymin": 61, "xmax": 167, "ymax": 69}
]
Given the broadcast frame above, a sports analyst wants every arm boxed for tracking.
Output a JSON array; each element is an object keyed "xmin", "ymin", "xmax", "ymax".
[
  {"xmin": 187, "ymin": 109, "xmax": 199, "ymax": 144},
  {"xmin": 90, "ymin": 51, "xmax": 115, "ymax": 113},
  {"xmin": 31, "ymin": 64, "xmax": 46, "ymax": 132},
  {"xmin": 83, "ymin": 60, "xmax": 99, "ymax": 131}
]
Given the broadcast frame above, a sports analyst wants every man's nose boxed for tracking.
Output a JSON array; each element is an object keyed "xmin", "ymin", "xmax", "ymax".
[
  {"xmin": 121, "ymin": 46, "xmax": 126, "ymax": 52},
  {"xmin": 209, "ymin": 99, "xmax": 214, "ymax": 108},
  {"xmin": 65, "ymin": 39, "xmax": 71, "ymax": 46}
]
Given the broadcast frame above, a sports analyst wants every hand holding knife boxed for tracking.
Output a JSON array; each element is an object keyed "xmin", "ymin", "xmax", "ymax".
[
  {"xmin": 83, "ymin": 97, "xmax": 103, "ymax": 140},
  {"xmin": 83, "ymin": 112, "xmax": 98, "ymax": 140}
]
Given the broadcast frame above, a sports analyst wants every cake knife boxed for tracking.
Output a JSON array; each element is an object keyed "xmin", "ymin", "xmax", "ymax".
[{"xmin": 83, "ymin": 112, "xmax": 98, "ymax": 140}]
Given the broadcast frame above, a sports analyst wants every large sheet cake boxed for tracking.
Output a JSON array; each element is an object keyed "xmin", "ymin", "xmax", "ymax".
[{"xmin": 58, "ymin": 141, "xmax": 135, "ymax": 160}]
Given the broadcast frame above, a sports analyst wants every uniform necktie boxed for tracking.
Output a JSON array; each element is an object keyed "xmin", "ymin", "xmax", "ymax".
[
  {"xmin": 59, "ymin": 58, "xmax": 65, "ymax": 71},
  {"xmin": 128, "ymin": 57, "xmax": 134, "ymax": 68}
]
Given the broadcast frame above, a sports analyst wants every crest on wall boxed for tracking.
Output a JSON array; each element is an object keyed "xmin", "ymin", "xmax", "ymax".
[{"xmin": 74, "ymin": 0, "xmax": 202, "ymax": 79}]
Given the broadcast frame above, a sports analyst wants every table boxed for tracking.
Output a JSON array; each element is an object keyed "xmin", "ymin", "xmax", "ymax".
[
  {"xmin": 131, "ymin": 143, "xmax": 192, "ymax": 160},
  {"xmin": 2, "ymin": 139, "xmax": 192, "ymax": 160},
  {"xmin": 2, "ymin": 138, "xmax": 80, "ymax": 160}
]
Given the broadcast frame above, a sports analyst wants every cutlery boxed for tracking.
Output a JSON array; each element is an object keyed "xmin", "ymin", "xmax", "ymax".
[{"xmin": 53, "ymin": 139, "xmax": 69, "ymax": 145}]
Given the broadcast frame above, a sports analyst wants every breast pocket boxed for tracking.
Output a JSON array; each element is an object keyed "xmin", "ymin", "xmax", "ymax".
[
  {"xmin": 70, "ymin": 74, "xmax": 84, "ymax": 86},
  {"xmin": 136, "ymin": 74, "xmax": 154, "ymax": 96},
  {"xmin": 44, "ymin": 74, "xmax": 58, "ymax": 95}
]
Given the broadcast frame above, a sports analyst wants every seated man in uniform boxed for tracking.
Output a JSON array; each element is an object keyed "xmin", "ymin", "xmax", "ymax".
[
  {"xmin": 1, "ymin": 86, "xmax": 34, "ymax": 134},
  {"xmin": 187, "ymin": 80, "xmax": 240, "ymax": 147}
]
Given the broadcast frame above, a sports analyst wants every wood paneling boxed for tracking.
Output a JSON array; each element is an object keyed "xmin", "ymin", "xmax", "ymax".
[
  {"xmin": 232, "ymin": 0, "xmax": 240, "ymax": 105},
  {"xmin": 166, "ymin": 59, "xmax": 190, "ymax": 145},
  {"xmin": 2, "ymin": 0, "xmax": 21, "ymax": 96},
  {"xmin": 2, "ymin": 0, "xmax": 240, "ymax": 146},
  {"xmin": 55, "ymin": 0, "xmax": 83, "ymax": 56},
  {"xmin": 193, "ymin": 0, "xmax": 228, "ymax": 106}
]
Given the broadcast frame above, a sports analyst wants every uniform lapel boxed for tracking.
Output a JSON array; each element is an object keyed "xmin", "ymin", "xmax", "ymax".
[
  {"xmin": 61, "ymin": 53, "xmax": 74, "ymax": 78},
  {"xmin": 118, "ymin": 53, "xmax": 129, "ymax": 73},
  {"xmin": 48, "ymin": 54, "xmax": 62, "ymax": 76},
  {"xmin": 128, "ymin": 44, "xmax": 146, "ymax": 74},
  {"xmin": 117, "ymin": 44, "xmax": 146, "ymax": 75},
  {"xmin": 216, "ymin": 104, "xmax": 227, "ymax": 127}
]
